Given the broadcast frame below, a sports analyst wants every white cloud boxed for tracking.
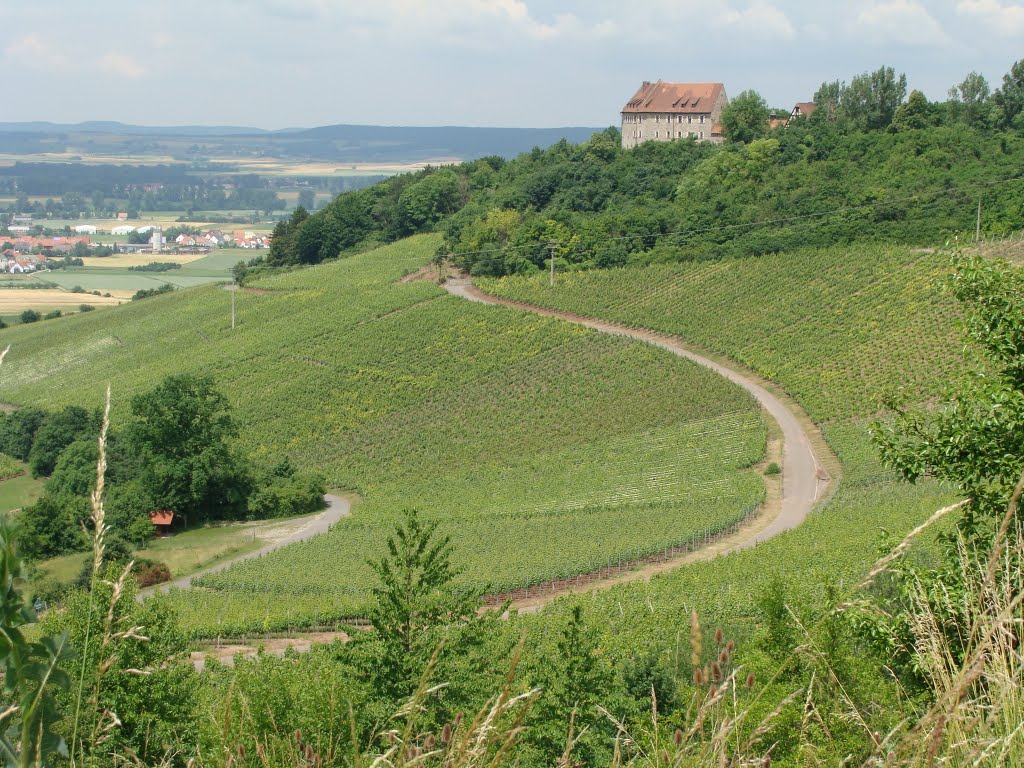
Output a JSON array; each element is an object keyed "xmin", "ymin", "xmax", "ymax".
[
  {"xmin": 278, "ymin": 0, "xmax": 616, "ymax": 43},
  {"xmin": 856, "ymin": 0, "xmax": 949, "ymax": 45},
  {"xmin": 955, "ymin": 0, "xmax": 1024, "ymax": 37},
  {"xmin": 97, "ymin": 52, "xmax": 146, "ymax": 79},
  {"xmin": 3, "ymin": 33, "xmax": 72, "ymax": 72},
  {"xmin": 714, "ymin": 1, "xmax": 796, "ymax": 41}
]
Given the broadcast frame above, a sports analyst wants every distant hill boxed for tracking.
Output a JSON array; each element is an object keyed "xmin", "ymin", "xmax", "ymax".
[
  {"xmin": 284, "ymin": 123, "xmax": 606, "ymax": 160},
  {"xmin": 0, "ymin": 121, "xmax": 274, "ymax": 136},
  {"xmin": 0, "ymin": 122, "xmax": 607, "ymax": 162}
]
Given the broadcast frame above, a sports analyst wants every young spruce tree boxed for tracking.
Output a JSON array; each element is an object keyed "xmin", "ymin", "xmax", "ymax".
[{"xmin": 366, "ymin": 509, "xmax": 481, "ymax": 702}]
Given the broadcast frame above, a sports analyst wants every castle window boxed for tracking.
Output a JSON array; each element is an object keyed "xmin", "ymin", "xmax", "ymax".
[{"xmin": 700, "ymin": 115, "xmax": 705, "ymax": 124}]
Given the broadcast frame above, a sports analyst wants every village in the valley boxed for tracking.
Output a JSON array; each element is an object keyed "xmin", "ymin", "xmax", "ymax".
[{"xmin": 0, "ymin": 219, "xmax": 270, "ymax": 273}]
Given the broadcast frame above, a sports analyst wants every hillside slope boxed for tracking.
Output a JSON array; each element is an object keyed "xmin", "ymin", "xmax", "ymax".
[
  {"xmin": 0, "ymin": 235, "xmax": 767, "ymax": 633},
  {"xmin": 476, "ymin": 243, "xmax": 966, "ymax": 652}
]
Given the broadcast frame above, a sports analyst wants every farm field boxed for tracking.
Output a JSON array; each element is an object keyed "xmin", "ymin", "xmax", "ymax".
[
  {"xmin": 0, "ymin": 234, "xmax": 768, "ymax": 635},
  {"xmin": 0, "ymin": 463, "xmax": 42, "ymax": 514},
  {"xmin": 473, "ymin": 243, "xmax": 968, "ymax": 649},
  {"xmin": 0, "ymin": 152, "xmax": 422, "ymax": 177},
  {"xmin": 79, "ymin": 252, "xmax": 208, "ymax": 269},
  {"xmin": 23, "ymin": 249, "xmax": 238, "ymax": 298},
  {"xmin": 34, "ymin": 513, "xmax": 337, "ymax": 591},
  {"xmin": 478, "ymin": 245, "xmax": 963, "ymax": 421},
  {"xmin": 0, "ymin": 287, "xmax": 124, "ymax": 314}
]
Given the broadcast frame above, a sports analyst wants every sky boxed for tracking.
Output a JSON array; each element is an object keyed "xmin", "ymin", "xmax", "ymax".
[{"xmin": 1, "ymin": 0, "xmax": 1022, "ymax": 130}]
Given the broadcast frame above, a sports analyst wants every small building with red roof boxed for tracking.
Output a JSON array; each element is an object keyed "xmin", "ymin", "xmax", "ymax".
[{"xmin": 149, "ymin": 510, "xmax": 175, "ymax": 535}]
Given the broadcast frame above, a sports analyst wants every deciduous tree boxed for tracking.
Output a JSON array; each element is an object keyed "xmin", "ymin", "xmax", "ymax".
[{"xmin": 720, "ymin": 89, "xmax": 770, "ymax": 144}]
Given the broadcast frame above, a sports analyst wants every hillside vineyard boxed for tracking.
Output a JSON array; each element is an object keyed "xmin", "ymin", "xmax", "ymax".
[{"xmin": 2, "ymin": 235, "xmax": 768, "ymax": 635}]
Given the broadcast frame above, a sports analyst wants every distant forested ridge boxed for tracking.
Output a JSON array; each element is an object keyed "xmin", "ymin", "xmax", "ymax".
[
  {"xmin": 0, "ymin": 122, "xmax": 604, "ymax": 164},
  {"xmin": 262, "ymin": 62, "xmax": 1024, "ymax": 275}
]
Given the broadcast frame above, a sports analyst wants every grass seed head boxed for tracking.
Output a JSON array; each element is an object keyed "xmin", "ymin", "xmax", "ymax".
[{"xmin": 690, "ymin": 610, "xmax": 702, "ymax": 668}]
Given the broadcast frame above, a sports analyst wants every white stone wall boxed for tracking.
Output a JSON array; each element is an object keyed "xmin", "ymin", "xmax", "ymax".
[{"xmin": 620, "ymin": 112, "xmax": 715, "ymax": 148}]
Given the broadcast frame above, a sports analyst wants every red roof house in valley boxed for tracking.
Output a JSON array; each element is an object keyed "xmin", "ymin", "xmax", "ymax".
[
  {"xmin": 621, "ymin": 81, "xmax": 729, "ymax": 149},
  {"xmin": 149, "ymin": 510, "xmax": 175, "ymax": 534}
]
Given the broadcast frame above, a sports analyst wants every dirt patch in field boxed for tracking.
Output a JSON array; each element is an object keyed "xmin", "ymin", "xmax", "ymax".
[
  {"xmin": 191, "ymin": 631, "xmax": 351, "ymax": 671},
  {"xmin": 399, "ymin": 264, "xmax": 445, "ymax": 284}
]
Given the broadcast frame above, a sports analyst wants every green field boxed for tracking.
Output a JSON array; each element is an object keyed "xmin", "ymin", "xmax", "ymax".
[
  {"xmin": 474, "ymin": 244, "xmax": 965, "ymax": 654},
  {"xmin": 0, "ymin": 234, "xmax": 767, "ymax": 635},
  {"xmin": 479, "ymin": 245, "xmax": 963, "ymax": 422},
  {"xmin": 0, "ymin": 457, "xmax": 42, "ymax": 515},
  {"xmin": 37, "ymin": 251, "xmax": 235, "ymax": 293},
  {"xmin": 34, "ymin": 515, "xmax": 328, "ymax": 591}
]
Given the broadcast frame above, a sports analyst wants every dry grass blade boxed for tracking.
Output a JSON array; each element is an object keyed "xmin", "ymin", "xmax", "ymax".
[{"xmin": 90, "ymin": 385, "xmax": 112, "ymax": 579}]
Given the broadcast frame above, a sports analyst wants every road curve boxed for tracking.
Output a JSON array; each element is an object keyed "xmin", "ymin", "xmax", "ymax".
[
  {"xmin": 444, "ymin": 279, "xmax": 829, "ymax": 555},
  {"xmin": 138, "ymin": 494, "xmax": 350, "ymax": 600}
]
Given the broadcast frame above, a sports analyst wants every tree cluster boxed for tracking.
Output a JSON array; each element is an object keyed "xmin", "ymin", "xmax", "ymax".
[
  {"xmin": 7, "ymin": 374, "xmax": 325, "ymax": 560},
  {"xmin": 253, "ymin": 60, "xmax": 1024, "ymax": 280}
]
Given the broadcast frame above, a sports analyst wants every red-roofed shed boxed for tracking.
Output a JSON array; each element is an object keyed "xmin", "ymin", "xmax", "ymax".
[{"xmin": 149, "ymin": 510, "xmax": 175, "ymax": 534}]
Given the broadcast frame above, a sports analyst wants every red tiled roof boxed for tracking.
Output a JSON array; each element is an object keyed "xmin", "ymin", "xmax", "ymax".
[
  {"xmin": 149, "ymin": 510, "xmax": 175, "ymax": 526},
  {"xmin": 792, "ymin": 102, "xmax": 816, "ymax": 117},
  {"xmin": 622, "ymin": 81, "xmax": 725, "ymax": 114}
]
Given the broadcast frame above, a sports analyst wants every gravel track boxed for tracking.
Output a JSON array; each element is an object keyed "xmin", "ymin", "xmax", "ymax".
[{"xmin": 138, "ymin": 494, "xmax": 350, "ymax": 600}]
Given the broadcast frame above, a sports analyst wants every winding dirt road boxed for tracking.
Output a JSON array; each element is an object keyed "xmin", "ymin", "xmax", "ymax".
[
  {"xmin": 444, "ymin": 279, "xmax": 831, "ymax": 555},
  {"xmin": 138, "ymin": 494, "xmax": 350, "ymax": 600},
  {"xmin": 189, "ymin": 284, "xmax": 834, "ymax": 658}
]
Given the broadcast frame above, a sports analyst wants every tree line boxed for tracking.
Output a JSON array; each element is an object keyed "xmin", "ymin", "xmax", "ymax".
[{"xmin": 247, "ymin": 60, "xmax": 1024, "ymax": 281}]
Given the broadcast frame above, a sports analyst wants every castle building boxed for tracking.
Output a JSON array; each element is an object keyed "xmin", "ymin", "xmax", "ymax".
[{"xmin": 620, "ymin": 81, "xmax": 728, "ymax": 149}]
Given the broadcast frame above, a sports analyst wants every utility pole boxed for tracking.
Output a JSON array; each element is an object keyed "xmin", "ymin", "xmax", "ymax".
[
  {"xmin": 975, "ymin": 195, "xmax": 982, "ymax": 243},
  {"xmin": 547, "ymin": 240, "xmax": 557, "ymax": 287}
]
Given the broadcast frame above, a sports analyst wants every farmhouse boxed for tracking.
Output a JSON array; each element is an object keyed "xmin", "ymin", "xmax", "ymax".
[
  {"xmin": 621, "ymin": 81, "xmax": 728, "ymax": 149},
  {"xmin": 787, "ymin": 102, "xmax": 816, "ymax": 125}
]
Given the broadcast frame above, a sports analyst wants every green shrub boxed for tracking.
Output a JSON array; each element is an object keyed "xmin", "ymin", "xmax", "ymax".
[{"xmin": 764, "ymin": 462, "xmax": 781, "ymax": 475}]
